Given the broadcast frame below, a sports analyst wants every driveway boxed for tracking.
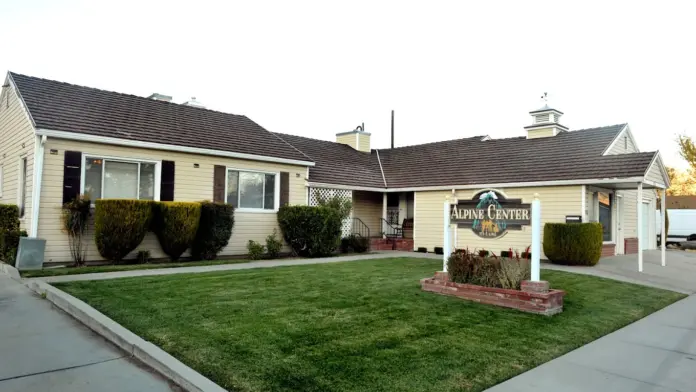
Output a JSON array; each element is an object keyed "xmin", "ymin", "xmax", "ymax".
[
  {"xmin": 0, "ymin": 274, "xmax": 178, "ymax": 392},
  {"xmin": 543, "ymin": 249, "xmax": 696, "ymax": 294}
]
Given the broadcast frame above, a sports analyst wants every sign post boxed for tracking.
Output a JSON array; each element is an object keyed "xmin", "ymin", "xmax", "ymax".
[
  {"xmin": 531, "ymin": 194, "xmax": 541, "ymax": 282},
  {"xmin": 443, "ymin": 198, "xmax": 450, "ymax": 272}
]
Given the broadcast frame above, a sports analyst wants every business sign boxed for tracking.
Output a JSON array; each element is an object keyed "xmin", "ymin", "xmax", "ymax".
[{"xmin": 450, "ymin": 190, "xmax": 531, "ymax": 239}]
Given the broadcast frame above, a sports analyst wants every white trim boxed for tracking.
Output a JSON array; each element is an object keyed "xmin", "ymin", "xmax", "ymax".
[
  {"xmin": 375, "ymin": 150, "xmax": 387, "ymax": 187},
  {"xmin": 602, "ymin": 124, "xmax": 638, "ymax": 155},
  {"xmin": 81, "ymin": 153, "xmax": 162, "ymax": 201},
  {"xmin": 308, "ymin": 177, "xmax": 648, "ymax": 193},
  {"xmin": 637, "ymin": 182, "xmax": 643, "ymax": 272},
  {"xmin": 642, "ymin": 152, "xmax": 670, "ymax": 188},
  {"xmin": 30, "ymin": 135, "xmax": 46, "ymax": 237},
  {"xmin": 225, "ymin": 167, "xmax": 280, "ymax": 213},
  {"xmin": 413, "ymin": 191, "xmax": 417, "ymax": 250},
  {"xmin": 35, "ymin": 128, "xmax": 315, "ymax": 167},
  {"xmin": 581, "ymin": 185, "xmax": 586, "ymax": 222},
  {"xmin": 5, "ymin": 73, "xmax": 37, "ymax": 128},
  {"xmin": 17, "ymin": 155, "xmax": 27, "ymax": 218}
]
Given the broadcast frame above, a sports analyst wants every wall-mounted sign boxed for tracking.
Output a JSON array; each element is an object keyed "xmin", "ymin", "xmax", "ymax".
[
  {"xmin": 565, "ymin": 215, "xmax": 582, "ymax": 223},
  {"xmin": 450, "ymin": 190, "xmax": 531, "ymax": 239}
]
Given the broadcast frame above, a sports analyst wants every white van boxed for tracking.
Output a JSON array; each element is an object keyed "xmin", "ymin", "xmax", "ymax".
[{"xmin": 656, "ymin": 209, "xmax": 696, "ymax": 243}]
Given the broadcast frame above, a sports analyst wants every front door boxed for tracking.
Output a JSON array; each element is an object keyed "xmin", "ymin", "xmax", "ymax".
[{"xmin": 616, "ymin": 196, "xmax": 625, "ymax": 254}]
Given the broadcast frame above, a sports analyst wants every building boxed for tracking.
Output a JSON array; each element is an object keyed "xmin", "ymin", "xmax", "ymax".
[{"xmin": 0, "ymin": 72, "xmax": 669, "ymax": 264}]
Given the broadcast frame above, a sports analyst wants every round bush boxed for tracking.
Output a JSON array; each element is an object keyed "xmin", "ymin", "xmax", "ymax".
[
  {"xmin": 0, "ymin": 204, "xmax": 20, "ymax": 232},
  {"xmin": 153, "ymin": 202, "xmax": 201, "ymax": 261},
  {"xmin": 543, "ymin": 222, "xmax": 603, "ymax": 266},
  {"xmin": 95, "ymin": 199, "xmax": 154, "ymax": 262},
  {"xmin": 277, "ymin": 205, "xmax": 342, "ymax": 257},
  {"xmin": 191, "ymin": 202, "xmax": 235, "ymax": 260}
]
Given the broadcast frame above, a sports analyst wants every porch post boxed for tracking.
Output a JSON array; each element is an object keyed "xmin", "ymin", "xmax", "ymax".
[
  {"xmin": 443, "ymin": 197, "xmax": 450, "ymax": 272},
  {"xmin": 531, "ymin": 194, "xmax": 541, "ymax": 281},
  {"xmin": 637, "ymin": 183, "xmax": 643, "ymax": 272},
  {"xmin": 382, "ymin": 193, "xmax": 387, "ymax": 238},
  {"xmin": 661, "ymin": 188, "xmax": 666, "ymax": 267}
]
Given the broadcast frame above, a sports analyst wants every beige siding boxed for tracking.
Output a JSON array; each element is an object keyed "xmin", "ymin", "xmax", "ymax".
[
  {"xmin": 526, "ymin": 127, "xmax": 555, "ymax": 139},
  {"xmin": 0, "ymin": 83, "xmax": 35, "ymax": 233},
  {"xmin": 352, "ymin": 191, "xmax": 382, "ymax": 236},
  {"xmin": 38, "ymin": 138, "xmax": 307, "ymax": 263},
  {"xmin": 336, "ymin": 133, "xmax": 358, "ymax": 150},
  {"xmin": 414, "ymin": 186, "xmax": 582, "ymax": 258},
  {"xmin": 357, "ymin": 133, "xmax": 371, "ymax": 152},
  {"xmin": 605, "ymin": 129, "xmax": 638, "ymax": 154},
  {"xmin": 645, "ymin": 160, "xmax": 667, "ymax": 187}
]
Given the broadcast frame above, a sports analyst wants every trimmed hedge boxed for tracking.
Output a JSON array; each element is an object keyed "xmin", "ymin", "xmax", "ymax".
[
  {"xmin": 153, "ymin": 202, "xmax": 201, "ymax": 261},
  {"xmin": 95, "ymin": 199, "xmax": 154, "ymax": 262},
  {"xmin": 277, "ymin": 205, "xmax": 342, "ymax": 257},
  {"xmin": 1, "ymin": 229, "xmax": 27, "ymax": 266},
  {"xmin": 543, "ymin": 222, "xmax": 603, "ymax": 266},
  {"xmin": 0, "ymin": 204, "xmax": 19, "ymax": 232},
  {"xmin": 191, "ymin": 202, "xmax": 235, "ymax": 260},
  {"xmin": 340, "ymin": 234, "xmax": 369, "ymax": 254}
]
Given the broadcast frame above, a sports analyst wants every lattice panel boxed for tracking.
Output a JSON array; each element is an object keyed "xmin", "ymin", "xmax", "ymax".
[{"xmin": 309, "ymin": 187, "xmax": 353, "ymax": 237}]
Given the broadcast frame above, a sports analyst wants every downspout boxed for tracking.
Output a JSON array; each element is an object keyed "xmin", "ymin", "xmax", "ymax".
[{"xmin": 30, "ymin": 135, "xmax": 46, "ymax": 237}]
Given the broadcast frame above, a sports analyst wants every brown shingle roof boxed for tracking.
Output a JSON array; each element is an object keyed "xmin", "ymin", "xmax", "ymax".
[
  {"xmin": 274, "ymin": 133, "xmax": 385, "ymax": 188},
  {"xmin": 9, "ymin": 72, "xmax": 313, "ymax": 164}
]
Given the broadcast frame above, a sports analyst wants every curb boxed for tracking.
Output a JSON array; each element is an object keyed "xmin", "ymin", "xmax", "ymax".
[
  {"xmin": 26, "ymin": 280, "xmax": 227, "ymax": 392},
  {"xmin": 0, "ymin": 262, "xmax": 22, "ymax": 281}
]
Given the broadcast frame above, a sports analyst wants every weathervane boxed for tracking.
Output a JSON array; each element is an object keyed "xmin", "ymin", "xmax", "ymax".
[{"xmin": 540, "ymin": 92, "xmax": 548, "ymax": 103}]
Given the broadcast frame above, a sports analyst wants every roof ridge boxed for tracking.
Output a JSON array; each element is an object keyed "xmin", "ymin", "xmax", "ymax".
[
  {"xmin": 378, "ymin": 135, "xmax": 486, "ymax": 152},
  {"xmin": 269, "ymin": 131, "xmax": 315, "ymax": 162},
  {"xmin": 8, "ymin": 71, "xmax": 245, "ymax": 118}
]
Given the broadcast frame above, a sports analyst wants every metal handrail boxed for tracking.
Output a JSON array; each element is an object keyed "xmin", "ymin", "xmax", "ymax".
[
  {"xmin": 380, "ymin": 218, "xmax": 403, "ymax": 238},
  {"xmin": 351, "ymin": 218, "xmax": 371, "ymax": 239}
]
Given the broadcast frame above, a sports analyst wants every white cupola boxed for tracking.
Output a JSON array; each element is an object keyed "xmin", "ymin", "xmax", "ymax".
[{"xmin": 524, "ymin": 94, "xmax": 568, "ymax": 139}]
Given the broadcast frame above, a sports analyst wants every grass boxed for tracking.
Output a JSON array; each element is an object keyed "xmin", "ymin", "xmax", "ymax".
[
  {"xmin": 56, "ymin": 257, "xmax": 685, "ymax": 392},
  {"xmin": 20, "ymin": 258, "xmax": 256, "ymax": 278}
]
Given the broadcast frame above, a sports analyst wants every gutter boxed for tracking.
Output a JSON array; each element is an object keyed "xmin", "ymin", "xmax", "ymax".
[
  {"xmin": 35, "ymin": 128, "xmax": 316, "ymax": 167},
  {"xmin": 30, "ymin": 135, "xmax": 46, "ymax": 237}
]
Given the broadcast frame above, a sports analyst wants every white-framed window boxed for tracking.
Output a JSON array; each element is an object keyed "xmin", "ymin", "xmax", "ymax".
[
  {"xmin": 17, "ymin": 157, "xmax": 27, "ymax": 218},
  {"xmin": 225, "ymin": 168, "xmax": 279, "ymax": 212},
  {"xmin": 81, "ymin": 155, "xmax": 161, "ymax": 201}
]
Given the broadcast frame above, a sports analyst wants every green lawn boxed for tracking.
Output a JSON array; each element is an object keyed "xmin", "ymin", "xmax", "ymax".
[
  {"xmin": 56, "ymin": 258, "xmax": 685, "ymax": 392},
  {"xmin": 21, "ymin": 258, "xmax": 256, "ymax": 278}
]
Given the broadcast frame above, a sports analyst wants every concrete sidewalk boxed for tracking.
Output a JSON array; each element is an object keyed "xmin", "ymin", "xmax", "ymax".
[
  {"xmin": 0, "ymin": 274, "xmax": 178, "ymax": 391},
  {"xmin": 486, "ymin": 294, "xmax": 696, "ymax": 392}
]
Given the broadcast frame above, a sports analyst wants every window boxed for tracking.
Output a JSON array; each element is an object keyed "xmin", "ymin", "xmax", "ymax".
[
  {"xmin": 226, "ymin": 169, "xmax": 277, "ymax": 210},
  {"xmin": 598, "ymin": 192, "xmax": 612, "ymax": 242},
  {"xmin": 18, "ymin": 157, "xmax": 27, "ymax": 218},
  {"xmin": 83, "ymin": 156, "xmax": 158, "ymax": 201}
]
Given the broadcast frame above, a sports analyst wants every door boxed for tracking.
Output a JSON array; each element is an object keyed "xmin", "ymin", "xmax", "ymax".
[
  {"xmin": 641, "ymin": 202, "xmax": 651, "ymax": 250},
  {"xmin": 616, "ymin": 196, "xmax": 625, "ymax": 254}
]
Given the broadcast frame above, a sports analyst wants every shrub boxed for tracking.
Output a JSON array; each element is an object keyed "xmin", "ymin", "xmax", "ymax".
[
  {"xmin": 277, "ymin": 205, "xmax": 342, "ymax": 257},
  {"xmin": 478, "ymin": 250, "xmax": 490, "ymax": 257},
  {"xmin": 0, "ymin": 204, "xmax": 19, "ymax": 232},
  {"xmin": 136, "ymin": 250, "xmax": 151, "ymax": 264},
  {"xmin": 266, "ymin": 229, "xmax": 283, "ymax": 259},
  {"xmin": 434, "ymin": 247, "xmax": 444, "ymax": 255},
  {"xmin": 61, "ymin": 195, "xmax": 91, "ymax": 266},
  {"xmin": 447, "ymin": 249, "xmax": 530, "ymax": 289},
  {"xmin": 247, "ymin": 240, "xmax": 265, "ymax": 260},
  {"xmin": 1, "ymin": 229, "xmax": 27, "ymax": 266},
  {"xmin": 496, "ymin": 258, "xmax": 531, "ymax": 290},
  {"xmin": 153, "ymin": 202, "xmax": 201, "ymax": 261},
  {"xmin": 95, "ymin": 199, "xmax": 154, "ymax": 262},
  {"xmin": 191, "ymin": 202, "xmax": 235, "ymax": 260},
  {"xmin": 341, "ymin": 234, "xmax": 370, "ymax": 254},
  {"xmin": 417, "ymin": 247, "xmax": 427, "ymax": 253},
  {"xmin": 500, "ymin": 250, "xmax": 512, "ymax": 258},
  {"xmin": 543, "ymin": 222, "xmax": 603, "ymax": 266},
  {"xmin": 315, "ymin": 194, "xmax": 352, "ymax": 221}
]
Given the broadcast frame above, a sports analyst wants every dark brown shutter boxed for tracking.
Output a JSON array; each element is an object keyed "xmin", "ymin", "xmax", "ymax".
[
  {"xmin": 279, "ymin": 172, "xmax": 290, "ymax": 207},
  {"xmin": 160, "ymin": 161, "xmax": 175, "ymax": 201},
  {"xmin": 63, "ymin": 151, "xmax": 82, "ymax": 204},
  {"xmin": 213, "ymin": 165, "xmax": 226, "ymax": 202}
]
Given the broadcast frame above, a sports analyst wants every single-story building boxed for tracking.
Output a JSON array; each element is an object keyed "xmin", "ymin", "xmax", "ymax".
[{"xmin": 0, "ymin": 72, "xmax": 669, "ymax": 265}]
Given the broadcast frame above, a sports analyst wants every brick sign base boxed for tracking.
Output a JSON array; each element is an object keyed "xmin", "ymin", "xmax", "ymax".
[{"xmin": 421, "ymin": 272, "xmax": 565, "ymax": 316}]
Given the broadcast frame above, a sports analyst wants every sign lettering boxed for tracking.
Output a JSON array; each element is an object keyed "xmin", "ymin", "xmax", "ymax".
[{"xmin": 450, "ymin": 190, "xmax": 532, "ymax": 239}]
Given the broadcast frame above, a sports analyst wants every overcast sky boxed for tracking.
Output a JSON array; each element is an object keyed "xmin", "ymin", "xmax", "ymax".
[{"xmin": 2, "ymin": 0, "xmax": 694, "ymax": 169}]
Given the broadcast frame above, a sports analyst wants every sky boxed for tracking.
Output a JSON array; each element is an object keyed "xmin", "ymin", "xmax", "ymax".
[{"xmin": 1, "ymin": 0, "xmax": 694, "ymax": 169}]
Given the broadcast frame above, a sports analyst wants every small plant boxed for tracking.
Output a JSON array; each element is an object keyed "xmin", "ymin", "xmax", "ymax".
[
  {"xmin": 40, "ymin": 292, "xmax": 47, "ymax": 299},
  {"xmin": 265, "ymin": 229, "xmax": 283, "ymax": 259},
  {"xmin": 417, "ymin": 247, "xmax": 427, "ymax": 253},
  {"xmin": 61, "ymin": 195, "xmax": 91, "ymax": 266},
  {"xmin": 434, "ymin": 247, "xmax": 444, "ymax": 255},
  {"xmin": 136, "ymin": 250, "xmax": 151, "ymax": 264},
  {"xmin": 247, "ymin": 240, "xmax": 265, "ymax": 260},
  {"xmin": 478, "ymin": 250, "xmax": 490, "ymax": 257},
  {"xmin": 341, "ymin": 234, "xmax": 370, "ymax": 254},
  {"xmin": 496, "ymin": 257, "xmax": 531, "ymax": 290},
  {"xmin": 446, "ymin": 248, "xmax": 529, "ymax": 289},
  {"xmin": 1, "ymin": 229, "xmax": 28, "ymax": 266}
]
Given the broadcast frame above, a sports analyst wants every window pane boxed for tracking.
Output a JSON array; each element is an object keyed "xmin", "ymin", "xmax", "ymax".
[
  {"xmin": 226, "ymin": 171, "xmax": 239, "ymax": 207},
  {"xmin": 239, "ymin": 172, "xmax": 264, "ymax": 209},
  {"xmin": 103, "ymin": 161, "xmax": 138, "ymax": 199},
  {"xmin": 84, "ymin": 158, "xmax": 103, "ymax": 200},
  {"xmin": 264, "ymin": 174, "xmax": 275, "ymax": 210},
  {"xmin": 598, "ymin": 192, "xmax": 612, "ymax": 241},
  {"xmin": 139, "ymin": 163, "xmax": 156, "ymax": 200}
]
